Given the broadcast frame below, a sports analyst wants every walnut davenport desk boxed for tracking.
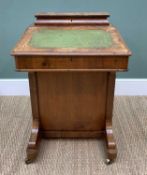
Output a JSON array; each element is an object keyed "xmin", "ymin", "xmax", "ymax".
[{"xmin": 12, "ymin": 12, "xmax": 131, "ymax": 164}]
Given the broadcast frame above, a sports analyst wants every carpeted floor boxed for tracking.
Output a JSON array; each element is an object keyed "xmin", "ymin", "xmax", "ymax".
[{"xmin": 0, "ymin": 96, "xmax": 146, "ymax": 175}]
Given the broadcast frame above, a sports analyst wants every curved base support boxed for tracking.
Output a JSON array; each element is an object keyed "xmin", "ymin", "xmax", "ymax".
[
  {"xmin": 25, "ymin": 149, "xmax": 37, "ymax": 164},
  {"xmin": 105, "ymin": 121, "xmax": 117, "ymax": 164},
  {"xmin": 25, "ymin": 119, "xmax": 40, "ymax": 164}
]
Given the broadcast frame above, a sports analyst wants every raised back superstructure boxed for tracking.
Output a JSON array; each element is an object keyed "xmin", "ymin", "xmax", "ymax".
[{"xmin": 35, "ymin": 12, "xmax": 110, "ymax": 26}]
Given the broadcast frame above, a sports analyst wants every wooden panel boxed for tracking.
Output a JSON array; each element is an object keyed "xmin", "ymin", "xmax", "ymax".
[
  {"xmin": 28, "ymin": 72, "xmax": 40, "ymax": 119},
  {"xmin": 41, "ymin": 130, "xmax": 104, "ymax": 138},
  {"xmin": 37, "ymin": 72, "xmax": 108, "ymax": 131},
  {"xmin": 15, "ymin": 56, "xmax": 128, "ymax": 71},
  {"xmin": 35, "ymin": 12, "xmax": 110, "ymax": 26}
]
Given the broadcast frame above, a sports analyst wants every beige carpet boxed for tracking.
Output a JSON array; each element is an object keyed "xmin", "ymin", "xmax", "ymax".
[{"xmin": 0, "ymin": 96, "xmax": 146, "ymax": 175}]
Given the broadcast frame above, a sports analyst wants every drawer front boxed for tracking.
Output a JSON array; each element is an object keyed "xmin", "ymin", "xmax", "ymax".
[{"xmin": 15, "ymin": 56, "xmax": 128, "ymax": 71}]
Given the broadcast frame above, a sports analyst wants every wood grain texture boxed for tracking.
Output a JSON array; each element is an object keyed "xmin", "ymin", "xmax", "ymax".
[
  {"xmin": 105, "ymin": 72, "xmax": 117, "ymax": 162},
  {"xmin": 25, "ymin": 73, "xmax": 40, "ymax": 163},
  {"xmin": 11, "ymin": 26, "xmax": 131, "ymax": 56},
  {"xmin": 35, "ymin": 12, "xmax": 110, "ymax": 17},
  {"xmin": 15, "ymin": 56, "xmax": 128, "ymax": 71},
  {"xmin": 25, "ymin": 119, "xmax": 39, "ymax": 164},
  {"xmin": 11, "ymin": 12, "xmax": 132, "ymax": 164},
  {"xmin": 35, "ymin": 12, "xmax": 110, "ymax": 26},
  {"xmin": 41, "ymin": 131, "xmax": 104, "ymax": 138},
  {"xmin": 37, "ymin": 72, "xmax": 107, "ymax": 131}
]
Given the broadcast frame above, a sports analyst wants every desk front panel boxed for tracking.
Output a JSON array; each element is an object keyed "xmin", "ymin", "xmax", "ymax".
[{"xmin": 15, "ymin": 56, "xmax": 128, "ymax": 71}]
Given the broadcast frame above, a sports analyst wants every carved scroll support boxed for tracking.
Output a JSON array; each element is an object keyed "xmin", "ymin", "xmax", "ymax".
[
  {"xmin": 25, "ymin": 72, "xmax": 41, "ymax": 164},
  {"xmin": 25, "ymin": 119, "xmax": 40, "ymax": 164},
  {"xmin": 105, "ymin": 121, "xmax": 117, "ymax": 164},
  {"xmin": 105, "ymin": 72, "xmax": 117, "ymax": 164}
]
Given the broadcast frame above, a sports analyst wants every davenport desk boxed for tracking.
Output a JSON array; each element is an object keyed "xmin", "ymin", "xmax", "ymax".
[{"xmin": 12, "ymin": 12, "xmax": 131, "ymax": 164}]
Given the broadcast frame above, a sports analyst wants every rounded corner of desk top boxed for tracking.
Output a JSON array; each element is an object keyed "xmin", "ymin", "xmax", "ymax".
[{"xmin": 12, "ymin": 25, "xmax": 131, "ymax": 56}]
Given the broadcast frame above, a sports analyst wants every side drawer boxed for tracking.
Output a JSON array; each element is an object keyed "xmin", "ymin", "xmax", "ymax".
[{"xmin": 14, "ymin": 56, "xmax": 129, "ymax": 71}]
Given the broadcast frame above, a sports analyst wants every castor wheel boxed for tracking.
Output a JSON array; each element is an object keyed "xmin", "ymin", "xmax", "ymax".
[
  {"xmin": 25, "ymin": 158, "xmax": 33, "ymax": 164},
  {"xmin": 105, "ymin": 159, "xmax": 112, "ymax": 165},
  {"xmin": 25, "ymin": 148, "xmax": 37, "ymax": 164}
]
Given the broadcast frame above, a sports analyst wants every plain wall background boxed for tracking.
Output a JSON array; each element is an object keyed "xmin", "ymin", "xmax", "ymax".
[{"xmin": 0, "ymin": 0, "xmax": 147, "ymax": 79}]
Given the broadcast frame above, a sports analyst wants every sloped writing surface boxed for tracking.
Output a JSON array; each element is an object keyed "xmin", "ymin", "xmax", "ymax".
[
  {"xmin": 12, "ymin": 26, "xmax": 131, "ymax": 56},
  {"xmin": 29, "ymin": 29, "xmax": 113, "ymax": 49}
]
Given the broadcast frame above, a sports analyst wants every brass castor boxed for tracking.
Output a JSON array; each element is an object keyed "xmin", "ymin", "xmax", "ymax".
[
  {"xmin": 25, "ymin": 158, "xmax": 32, "ymax": 164},
  {"xmin": 105, "ymin": 159, "xmax": 112, "ymax": 165},
  {"xmin": 25, "ymin": 158, "xmax": 33, "ymax": 164}
]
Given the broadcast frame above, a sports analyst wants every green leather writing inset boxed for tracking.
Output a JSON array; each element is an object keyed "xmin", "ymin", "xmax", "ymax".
[{"xmin": 29, "ymin": 29, "xmax": 113, "ymax": 48}]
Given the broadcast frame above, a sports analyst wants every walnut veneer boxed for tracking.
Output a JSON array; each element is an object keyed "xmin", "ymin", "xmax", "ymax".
[{"xmin": 12, "ymin": 12, "xmax": 131, "ymax": 164}]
